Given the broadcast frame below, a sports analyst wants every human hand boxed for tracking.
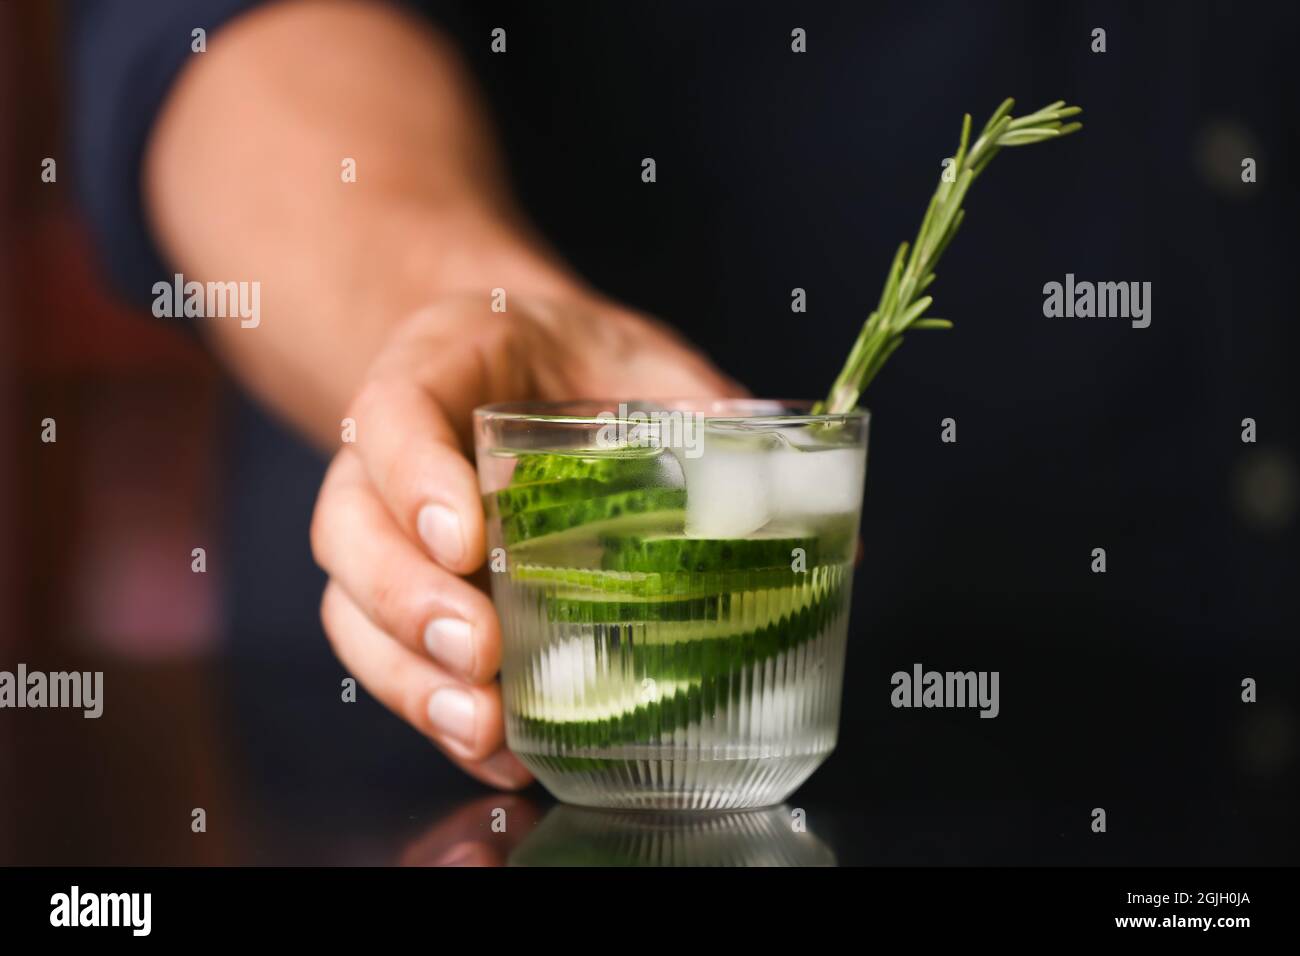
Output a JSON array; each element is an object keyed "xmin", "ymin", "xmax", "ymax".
[{"xmin": 310, "ymin": 295, "xmax": 744, "ymax": 787}]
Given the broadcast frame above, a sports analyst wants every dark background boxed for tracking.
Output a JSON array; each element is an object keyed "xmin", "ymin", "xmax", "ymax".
[{"xmin": 1, "ymin": 0, "xmax": 1296, "ymax": 865}]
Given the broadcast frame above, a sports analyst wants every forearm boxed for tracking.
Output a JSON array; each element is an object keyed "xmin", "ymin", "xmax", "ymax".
[{"xmin": 143, "ymin": 0, "xmax": 581, "ymax": 447}]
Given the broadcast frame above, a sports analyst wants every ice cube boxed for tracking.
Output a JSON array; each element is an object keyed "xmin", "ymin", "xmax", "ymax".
[
  {"xmin": 676, "ymin": 430, "xmax": 777, "ymax": 538},
  {"xmin": 651, "ymin": 445, "xmax": 686, "ymax": 489},
  {"xmin": 767, "ymin": 446, "xmax": 865, "ymax": 519}
]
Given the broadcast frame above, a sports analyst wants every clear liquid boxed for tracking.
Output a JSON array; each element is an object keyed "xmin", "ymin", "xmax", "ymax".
[{"xmin": 490, "ymin": 488, "xmax": 856, "ymax": 810}]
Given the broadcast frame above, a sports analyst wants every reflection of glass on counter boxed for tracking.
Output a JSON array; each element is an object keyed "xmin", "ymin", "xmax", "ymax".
[{"xmin": 509, "ymin": 804, "xmax": 836, "ymax": 867}]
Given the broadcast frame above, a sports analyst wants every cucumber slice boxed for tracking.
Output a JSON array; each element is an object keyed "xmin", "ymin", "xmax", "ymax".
[
  {"xmin": 501, "ymin": 487, "xmax": 686, "ymax": 546},
  {"xmin": 619, "ymin": 580, "xmax": 845, "ymax": 678},
  {"xmin": 494, "ymin": 451, "xmax": 686, "ymax": 546},
  {"xmin": 544, "ymin": 588, "xmax": 790, "ymax": 624},
  {"xmin": 539, "ymin": 567, "xmax": 842, "ymax": 627},
  {"xmin": 510, "ymin": 563, "xmax": 828, "ymax": 598},
  {"xmin": 495, "ymin": 478, "xmax": 647, "ymax": 519},
  {"xmin": 510, "ymin": 451, "xmax": 663, "ymax": 486},
  {"xmin": 600, "ymin": 531, "xmax": 823, "ymax": 573}
]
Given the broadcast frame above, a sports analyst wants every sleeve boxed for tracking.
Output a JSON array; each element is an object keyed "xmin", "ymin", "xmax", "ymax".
[
  {"xmin": 66, "ymin": 0, "xmax": 474, "ymax": 307},
  {"xmin": 66, "ymin": 0, "xmax": 263, "ymax": 305}
]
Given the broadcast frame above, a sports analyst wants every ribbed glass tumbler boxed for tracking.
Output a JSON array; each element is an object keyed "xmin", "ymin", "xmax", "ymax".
[{"xmin": 473, "ymin": 399, "xmax": 868, "ymax": 810}]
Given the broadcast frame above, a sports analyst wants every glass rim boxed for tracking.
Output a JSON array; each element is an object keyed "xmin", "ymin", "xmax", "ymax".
[{"xmin": 473, "ymin": 398, "xmax": 870, "ymax": 427}]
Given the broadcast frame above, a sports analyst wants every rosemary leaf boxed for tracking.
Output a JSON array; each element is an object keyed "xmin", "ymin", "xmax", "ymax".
[{"xmin": 817, "ymin": 98, "xmax": 1082, "ymax": 414}]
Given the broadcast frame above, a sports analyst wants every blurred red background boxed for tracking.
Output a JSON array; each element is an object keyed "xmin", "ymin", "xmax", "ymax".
[{"xmin": 1, "ymin": 2, "xmax": 240, "ymax": 864}]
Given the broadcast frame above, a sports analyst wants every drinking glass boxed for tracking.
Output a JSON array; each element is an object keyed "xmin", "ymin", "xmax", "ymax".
[{"xmin": 473, "ymin": 399, "xmax": 868, "ymax": 810}]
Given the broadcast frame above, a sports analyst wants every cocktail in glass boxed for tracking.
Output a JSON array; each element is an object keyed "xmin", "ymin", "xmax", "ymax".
[{"xmin": 474, "ymin": 399, "xmax": 868, "ymax": 810}]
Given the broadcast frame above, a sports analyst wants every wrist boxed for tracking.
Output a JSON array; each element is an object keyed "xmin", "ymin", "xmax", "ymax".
[{"xmin": 376, "ymin": 201, "xmax": 588, "ymax": 316}]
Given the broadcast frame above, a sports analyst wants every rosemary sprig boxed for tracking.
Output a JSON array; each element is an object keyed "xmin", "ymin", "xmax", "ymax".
[{"xmin": 814, "ymin": 98, "xmax": 1082, "ymax": 414}]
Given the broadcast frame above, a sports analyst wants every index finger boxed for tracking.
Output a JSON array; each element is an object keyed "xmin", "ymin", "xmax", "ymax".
[{"xmin": 347, "ymin": 375, "xmax": 485, "ymax": 575}]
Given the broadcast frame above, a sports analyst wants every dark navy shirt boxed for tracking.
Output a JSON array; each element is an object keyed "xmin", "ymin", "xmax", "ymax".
[{"xmin": 69, "ymin": 1, "xmax": 1299, "ymax": 829}]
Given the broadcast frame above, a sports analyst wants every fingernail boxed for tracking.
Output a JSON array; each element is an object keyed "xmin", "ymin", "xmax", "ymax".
[
  {"xmin": 427, "ymin": 687, "xmax": 477, "ymax": 749},
  {"xmin": 418, "ymin": 504, "xmax": 465, "ymax": 567},
  {"xmin": 424, "ymin": 617, "xmax": 476, "ymax": 675}
]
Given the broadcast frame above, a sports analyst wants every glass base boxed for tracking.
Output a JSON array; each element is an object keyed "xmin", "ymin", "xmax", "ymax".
[{"xmin": 517, "ymin": 749, "xmax": 833, "ymax": 811}]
